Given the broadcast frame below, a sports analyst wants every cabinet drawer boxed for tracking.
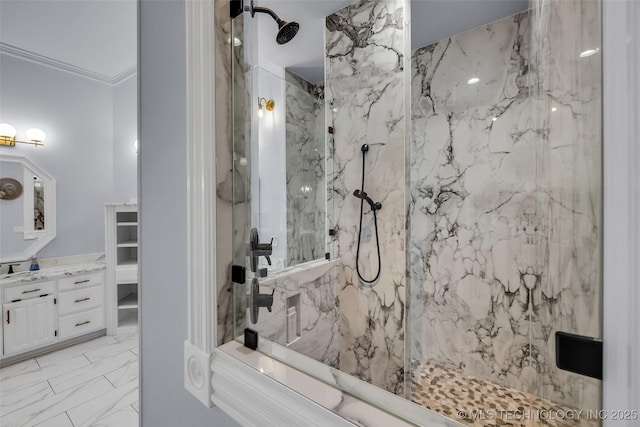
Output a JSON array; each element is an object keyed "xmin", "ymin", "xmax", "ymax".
[
  {"xmin": 58, "ymin": 285, "xmax": 104, "ymax": 316},
  {"xmin": 58, "ymin": 308, "xmax": 104, "ymax": 339},
  {"xmin": 4, "ymin": 281, "xmax": 56, "ymax": 303},
  {"xmin": 115, "ymin": 266, "xmax": 138, "ymax": 283},
  {"xmin": 58, "ymin": 272, "xmax": 103, "ymax": 292}
]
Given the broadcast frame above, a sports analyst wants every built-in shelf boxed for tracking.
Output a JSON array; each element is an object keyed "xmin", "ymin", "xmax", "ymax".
[
  {"xmin": 118, "ymin": 311, "xmax": 138, "ymax": 329},
  {"xmin": 106, "ymin": 203, "xmax": 139, "ymax": 334},
  {"xmin": 118, "ymin": 293, "xmax": 138, "ymax": 309}
]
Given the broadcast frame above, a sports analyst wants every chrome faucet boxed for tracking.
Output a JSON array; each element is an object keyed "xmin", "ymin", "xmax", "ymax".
[{"xmin": 249, "ymin": 228, "xmax": 273, "ymax": 273}]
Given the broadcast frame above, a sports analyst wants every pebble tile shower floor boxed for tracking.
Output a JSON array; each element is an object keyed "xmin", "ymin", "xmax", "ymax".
[{"xmin": 411, "ymin": 361, "xmax": 599, "ymax": 427}]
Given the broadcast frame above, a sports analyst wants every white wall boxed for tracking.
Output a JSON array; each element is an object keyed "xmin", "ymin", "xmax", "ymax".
[
  {"xmin": 0, "ymin": 53, "xmax": 114, "ymax": 259},
  {"xmin": 0, "ymin": 53, "xmax": 138, "ymax": 261},
  {"xmin": 0, "ymin": 161, "xmax": 25, "ymax": 255},
  {"xmin": 138, "ymin": 0, "xmax": 237, "ymax": 425},
  {"xmin": 113, "ymin": 74, "xmax": 138, "ymax": 202},
  {"xmin": 256, "ymin": 65, "xmax": 287, "ymax": 266}
]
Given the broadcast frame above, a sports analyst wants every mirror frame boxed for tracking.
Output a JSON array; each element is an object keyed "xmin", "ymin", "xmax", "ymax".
[{"xmin": 0, "ymin": 154, "xmax": 56, "ymax": 263}]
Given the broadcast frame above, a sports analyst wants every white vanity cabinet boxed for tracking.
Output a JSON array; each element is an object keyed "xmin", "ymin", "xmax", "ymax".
[
  {"xmin": 3, "ymin": 282, "xmax": 57, "ymax": 356},
  {"xmin": 1, "ymin": 270, "xmax": 106, "ymax": 364},
  {"xmin": 57, "ymin": 273, "xmax": 105, "ymax": 339}
]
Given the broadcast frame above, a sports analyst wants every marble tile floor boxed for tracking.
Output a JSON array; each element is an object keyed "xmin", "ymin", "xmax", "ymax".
[
  {"xmin": 0, "ymin": 332, "xmax": 139, "ymax": 427},
  {"xmin": 411, "ymin": 361, "xmax": 599, "ymax": 427}
]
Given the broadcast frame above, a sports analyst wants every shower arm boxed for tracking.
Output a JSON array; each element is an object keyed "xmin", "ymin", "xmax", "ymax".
[{"xmin": 246, "ymin": 1, "xmax": 282, "ymax": 24}]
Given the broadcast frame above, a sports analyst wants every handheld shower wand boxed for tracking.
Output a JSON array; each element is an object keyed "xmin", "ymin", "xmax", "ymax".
[{"xmin": 353, "ymin": 144, "xmax": 382, "ymax": 285}]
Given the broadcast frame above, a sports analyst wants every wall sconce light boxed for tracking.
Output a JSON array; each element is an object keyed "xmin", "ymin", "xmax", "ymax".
[
  {"xmin": 0, "ymin": 123, "xmax": 46, "ymax": 147},
  {"xmin": 257, "ymin": 97, "xmax": 275, "ymax": 118}
]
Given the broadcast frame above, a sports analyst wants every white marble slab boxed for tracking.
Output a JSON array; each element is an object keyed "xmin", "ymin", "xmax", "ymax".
[
  {"xmin": 1, "ymin": 354, "xmax": 91, "ymax": 396},
  {"xmin": 235, "ymin": 339, "xmax": 462, "ymax": 427},
  {"xmin": 35, "ymin": 335, "xmax": 118, "ymax": 368},
  {"xmin": 0, "ymin": 260, "xmax": 105, "ymax": 287},
  {"xmin": 409, "ymin": 3, "xmax": 601, "ymax": 411},
  {"xmin": 91, "ymin": 406, "xmax": 139, "ymax": 427},
  {"xmin": 248, "ymin": 259, "xmax": 341, "ymax": 368},
  {"xmin": 0, "ymin": 357, "xmax": 40, "ymax": 381},
  {"xmin": 0, "ymin": 381, "xmax": 54, "ymax": 417},
  {"xmin": 104, "ymin": 353, "xmax": 138, "ymax": 388},
  {"xmin": 48, "ymin": 350, "xmax": 136, "ymax": 393},
  {"xmin": 34, "ymin": 413, "xmax": 74, "ymax": 427},
  {"xmin": 66, "ymin": 379, "xmax": 138, "ymax": 427},
  {"xmin": 0, "ymin": 376, "xmax": 114, "ymax": 427},
  {"xmin": 325, "ymin": 0, "xmax": 409, "ymax": 395},
  {"xmin": 221, "ymin": 341, "xmax": 433, "ymax": 427},
  {"xmin": 83, "ymin": 333, "xmax": 138, "ymax": 363}
]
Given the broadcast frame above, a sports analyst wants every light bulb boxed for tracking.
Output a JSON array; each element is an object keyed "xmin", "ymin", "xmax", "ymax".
[
  {"xmin": 0, "ymin": 123, "xmax": 17, "ymax": 138},
  {"xmin": 467, "ymin": 77, "xmax": 480, "ymax": 85},
  {"xmin": 258, "ymin": 106, "xmax": 264, "ymax": 118},
  {"xmin": 26, "ymin": 128, "xmax": 46, "ymax": 142}
]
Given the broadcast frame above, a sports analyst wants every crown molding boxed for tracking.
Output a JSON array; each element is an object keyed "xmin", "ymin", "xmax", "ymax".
[{"xmin": 0, "ymin": 42, "xmax": 136, "ymax": 86}]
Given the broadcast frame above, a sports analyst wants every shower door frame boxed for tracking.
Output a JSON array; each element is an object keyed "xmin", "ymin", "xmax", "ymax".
[{"xmin": 181, "ymin": 0, "xmax": 640, "ymax": 424}]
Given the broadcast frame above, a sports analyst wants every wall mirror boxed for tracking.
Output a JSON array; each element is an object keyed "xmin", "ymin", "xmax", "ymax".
[
  {"xmin": 230, "ymin": 0, "xmax": 603, "ymax": 423},
  {"xmin": 0, "ymin": 154, "xmax": 56, "ymax": 263}
]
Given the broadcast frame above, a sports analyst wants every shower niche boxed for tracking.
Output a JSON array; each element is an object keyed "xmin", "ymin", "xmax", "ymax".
[{"xmin": 230, "ymin": 0, "xmax": 603, "ymax": 423}]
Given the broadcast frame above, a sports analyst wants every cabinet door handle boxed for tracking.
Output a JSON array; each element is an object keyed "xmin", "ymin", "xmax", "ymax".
[
  {"xmin": 75, "ymin": 320, "xmax": 91, "ymax": 327},
  {"xmin": 75, "ymin": 297, "xmax": 91, "ymax": 303},
  {"xmin": 74, "ymin": 279, "xmax": 90, "ymax": 285},
  {"xmin": 6, "ymin": 310, "xmax": 9, "ymax": 324},
  {"xmin": 22, "ymin": 288, "xmax": 41, "ymax": 294}
]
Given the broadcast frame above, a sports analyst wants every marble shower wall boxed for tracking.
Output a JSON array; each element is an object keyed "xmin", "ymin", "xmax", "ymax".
[
  {"xmin": 325, "ymin": 0, "xmax": 410, "ymax": 394},
  {"xmin": 285, "ymin": 71, "xmax": 325, "ymax": 267},
  {"xmin": 215, "ymin": 0, "xmax": 234, "ymax": 345},
  {"xmin": 247, "ymin": 260, "xmax": 342, "ymax": 368},
  {"xmin": 409, "ymin": 3, "xmax": 601, "ymax": 410}
]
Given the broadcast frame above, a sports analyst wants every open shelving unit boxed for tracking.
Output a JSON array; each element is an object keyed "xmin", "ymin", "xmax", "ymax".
[{"xmin": 105, "ymin": 203, "xmax": 139, "ymax": 334}]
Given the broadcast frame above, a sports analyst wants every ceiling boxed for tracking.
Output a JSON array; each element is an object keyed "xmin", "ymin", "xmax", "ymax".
[
  {"xmin": 256, "ymin": 0, "xmax": 528, "ymax": 84},
  {"xmin": 0, "ymin": 0, "xmax": 136, "ymax": 84},
  {"xmin": 0, "ymin": 0, "xmax": 527, "ymax": 85}
]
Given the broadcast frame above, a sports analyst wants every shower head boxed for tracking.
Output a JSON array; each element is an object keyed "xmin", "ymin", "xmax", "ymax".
[
  {"xmin": 276, "ymin": 20, "xmax": 300, "ymax": 45},
  {"xmin": 248, "ymin": 0, "xmax": 300, "ymax": 45}
]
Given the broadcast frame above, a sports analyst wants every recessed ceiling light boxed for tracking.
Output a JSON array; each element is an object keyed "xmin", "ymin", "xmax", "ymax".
[
  {"xmin": 467, "ymin": 77, "xmax": 480, "ymax": 85},
  {"xmin": 579, "ymin": 48, "xmax": 599, "ymax": 58},
  {"xmin": 551, "ymin": 107, "xmax": 557, "ymax": 112}
]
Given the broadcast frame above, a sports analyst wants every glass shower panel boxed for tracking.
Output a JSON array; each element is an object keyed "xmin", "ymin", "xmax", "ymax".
[
  {"xmin": 530, "ymin": 0, "xmax": 602, "ymax": 414},
  {"xmin": 408, "ymin": 0, "xmax": 602, "ymax": 423},
  {"xmin": 231, "ymin": 12, "xmax": 253, "ymax": 337}
]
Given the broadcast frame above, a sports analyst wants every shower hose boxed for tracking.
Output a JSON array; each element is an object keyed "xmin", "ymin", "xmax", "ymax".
[{"xmin": 355, "ymin": 145, "xmax": 382, "ymax": 285}]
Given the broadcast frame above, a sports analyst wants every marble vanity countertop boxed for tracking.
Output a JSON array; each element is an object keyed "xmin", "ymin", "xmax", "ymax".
[{"xmin": 0, "ymin": 261, "xmax": 106, "ymax": 287}]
